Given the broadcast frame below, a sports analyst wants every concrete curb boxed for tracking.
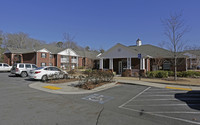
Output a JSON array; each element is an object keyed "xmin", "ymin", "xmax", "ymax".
[
  {"xmin": 29, "ymin": 81, "xmax": 118, "ymax": 95},
  {"xmin": 116, "ymin": 79, "xmax": 200, "ymax": 90}
]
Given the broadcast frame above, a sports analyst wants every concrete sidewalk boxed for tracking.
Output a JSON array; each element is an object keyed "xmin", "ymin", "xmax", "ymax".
[
  {"xmin": 29, "ymin": 81, "xmax": 118, "ymax": 94},
  {"xmin": 115, "ymin": 77, "xmax": 200, "ymax": 91},
  {"xmin": 28, "ymin": 77, "xmax": 200, "ymax": 95}
]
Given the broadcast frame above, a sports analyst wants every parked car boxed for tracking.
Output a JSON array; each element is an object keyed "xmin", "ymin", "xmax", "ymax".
[
  {"xmin": 29, "ymin": 66, "xmax": 68, "ymax": 81},
  {"xmin": 0, "ymin": 63, "xmax": 12, "ymax": 72},
  {"xmin": 11, "ymin": 63, "xmax": 38, "ymax": 77}
]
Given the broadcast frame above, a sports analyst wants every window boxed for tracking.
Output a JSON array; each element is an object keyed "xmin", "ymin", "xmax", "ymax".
[
  {"xmin": 50, "ymin": 54, "xmax": 53, "ymax": 58},
  {"xmin": 49, "ymin": 63, "xmax": 53, "ymax": 66},
  {"xmin": 50, "ymin": 67, "xmax": 61, "ymax": 71},
  {"xmin": 41, "ymin": 63, "xmax": 46, "ymax": 67},
  {"xmin": 0, "ymin": 64, "xmax": 2, "ymax": 67},
  {"xmin": 44, "ymin": 67, "xmax": 50, "ymax": 70},
  {"xmin": 41, "ymin": 53, "xmax": 46, "ymax": 58},
  {"xmin": 3, "ymin": 64, "xmax": 9, "ymax": 67},
  {"xmin": 19, "ymin": 64, "xmax": 24, "ymax": 68},
  {"xmin": 25, "ymin": 64, "xmax": 31, "ymax": 69},
  {"xmin": 32, "ymin": 65, "xmax": 37, "ymax": 69}
]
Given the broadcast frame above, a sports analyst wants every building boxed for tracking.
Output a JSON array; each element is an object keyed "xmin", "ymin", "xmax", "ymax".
[
  {"xmin": 4, "ymin": 45, "xmax": 99, "ymax": 69},
  {"xmin": 183, "ymin": 50, "xmax": 200, "ymax": 69},
  {"xmin": 99, "ymin": 39, "xmax": 188, "ymax": 75}
]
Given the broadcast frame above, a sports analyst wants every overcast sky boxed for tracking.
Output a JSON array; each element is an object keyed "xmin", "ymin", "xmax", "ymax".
[{"xmin": 0, "ymin": 0, "xmax": 200, "ymax": 50}]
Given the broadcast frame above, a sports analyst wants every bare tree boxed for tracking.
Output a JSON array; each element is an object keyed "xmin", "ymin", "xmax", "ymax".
[
  {"xmin": 162, "ymin": 12, "xmax": 189, "ymax": 80},
  {"xmin": 154, "ymin": 57, "xmax": 164, "ymax": 70},
  {"xmin": 63, "ymin": 32, "xmax": 78, "ymax": 49},
  {"xmin": 3, "ymin": 32, "xmax": 43, "ymax": 49}
]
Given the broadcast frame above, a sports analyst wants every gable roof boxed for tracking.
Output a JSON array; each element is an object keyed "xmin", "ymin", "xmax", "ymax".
[
  {"xmin": 100, "ymin": 43, "xmax": 148, "ymax": 58},
  {"xmin": 100, "ymin": 43, "xmax": 187, "ymax": 59},
  {"xmin": 34, "ymin": 45, "xmax": 64, "ymax": 54},
  {"xmin": 128, "ymin": 44, "xmax": 175, "ymax": 58},
  {"xmin": 5, "ymin": 45, "xmax": 100, "ymax": 59}
]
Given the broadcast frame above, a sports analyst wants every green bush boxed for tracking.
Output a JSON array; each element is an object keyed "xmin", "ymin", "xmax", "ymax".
[
  {"xmin": 156, "ymin": 71, "xmax": 168, "ymax": 78},
  {"xmin": 168, "ymin": 71, "xmax": 174, "ymax": 76},
  {"xmin": 147, "ymin": 71, "xmax": 168, "ymax": 78},
  {"xmin": 147, "ymin": 71, "xmax": 156, "ymax": 78},
  {"xmin": 177, "ymin": 71, "xmax": 200, "ymax": 77}
]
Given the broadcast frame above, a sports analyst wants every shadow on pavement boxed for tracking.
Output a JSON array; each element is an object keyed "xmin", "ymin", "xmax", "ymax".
[
  {"xmin": 175, "ymin": 91, "xmax": 200, "ymax": 110},
  {"xmin": 8, "ymin": 74, "xmax": 20, "ymax": 77}
]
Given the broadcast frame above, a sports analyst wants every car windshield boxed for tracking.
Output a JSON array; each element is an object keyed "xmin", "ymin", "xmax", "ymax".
[
  {"xmin": 13, "ymin": 64, "xmax": 17, "ymax": 67},
  {"xmin": 35, "ymin": 67, "xmax": 44, "ymax": 70}
]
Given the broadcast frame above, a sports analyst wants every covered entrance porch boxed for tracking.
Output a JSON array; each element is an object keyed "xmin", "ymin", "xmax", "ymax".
[{"xmin": 99, "ymin": 57, "xmax": 149, "ymax": 75}]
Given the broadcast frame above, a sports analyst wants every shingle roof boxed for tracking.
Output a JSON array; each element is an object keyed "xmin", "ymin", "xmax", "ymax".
[
  {"xmin": 183, "ymin": 50, "xmax": 200, "ymax": 56},
  {"xmin": 129, "ymin": 44, "xmax": 186, "ymax": 58},
  {"xmin": 128, "ymin": 44, "xmax": 173, "ymax": 58},
  {"xmin": 6, "ymin": 47, "xmax": 35, "ymax": 54},
  {"xmin": 34, "ymin": 45, "xmax": 64, "ymax": 54},
  {"xmin": 5, "ymin": 45, "xmax": 100, "ymax": 59},
  {"xmin": 74, "ymin": 49, "xmax": 99, "ymax": 59}
]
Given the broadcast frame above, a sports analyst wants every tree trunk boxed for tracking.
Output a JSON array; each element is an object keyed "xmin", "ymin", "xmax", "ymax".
[{"xmin": 174, "ymin": 57, "xmax": 177, "ymax": 80}]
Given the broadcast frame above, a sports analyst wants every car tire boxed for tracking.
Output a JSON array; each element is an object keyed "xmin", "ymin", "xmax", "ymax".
[
  {"xmin": 21, "ymin": 72, "xmax": 27, "ymax": 78},
  {"xmin": 42, "ymin": 75, "xmax": 48, "ymax": 82}
]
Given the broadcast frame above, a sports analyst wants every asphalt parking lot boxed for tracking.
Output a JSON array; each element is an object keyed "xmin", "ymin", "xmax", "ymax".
[
  {"xmin": 118, "ymin": 86, "xmax": 200, "ymax": 124},
  {"xmin": 0, "ymin": 72, "xmax": 200, "ymax": 125}
]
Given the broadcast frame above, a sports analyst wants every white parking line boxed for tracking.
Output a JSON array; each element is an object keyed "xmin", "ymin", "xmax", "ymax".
[
  {"xmin": 120, "ymin": 106, "xmax": 200, "ymax": 125},
  {"xmin": 141, "ymin": 94, "xmax": 200, "ymax": 97},
  {"xmin": 146, "ymin": 111, "xmax": 200, "ymax": 114},
  {"xmin": 140, "ymin": 95, "xmax": 174, "ymax": 97},
  {"xmin": 118, "ymin": 87, "xmax": 151, "ymax": 108},
  {"xmin": 125, "ymin": 104, "xmax": 200, "ymax": 107},
  {"xmin": 133, "ymin": 98, "xmax": 200, "ymax": 101},
  {"xmin": 119, "ymin": 87, "xmax": 200, "ymax": 124},
  {"xmin": 144, "ymin": 91, "xmax": 188, "ymax": 93}
]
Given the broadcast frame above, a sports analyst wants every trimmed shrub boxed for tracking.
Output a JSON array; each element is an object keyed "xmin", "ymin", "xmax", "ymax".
[
  {"xmin": 80, "ymin": 70, "xmax": 114, "ymax": 85},
  {"xmin": 168, "ymin": 71, "xmax": 174, "ymax": 76},
  {"xmin": 177, "ymin": 71, "xmax": 200, "ymax": 77},
  {"xmin": 133, "ymin": 72, "xmax": 139, "ymax": 77},
  {"xmin": 122, "ymin": 70, "xmax": 132, "ymax": 77},
  {"xmin": 147, "ymin": 71, "xmax": 168, "ymax": 78},
  {"xmin": 155, "ymin": 71, "xmax": 168, "ymax": 78},
  {"xmin": 147, "ymin": 71, "xmax": 156, "ymax": 78}
]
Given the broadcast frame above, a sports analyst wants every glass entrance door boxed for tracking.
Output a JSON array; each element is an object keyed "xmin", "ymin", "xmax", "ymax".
[{"xmin": 118, "ymin": 61, "xmax": 122, "ymax": 74}]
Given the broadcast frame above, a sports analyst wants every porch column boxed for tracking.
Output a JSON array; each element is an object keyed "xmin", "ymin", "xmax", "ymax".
[
  {"xmin": 100, "ymin": 58, "xmax": 103, "ymax": 69},
  {"xmin": 11, "ymin": 54, "xmax": 14, "ymax": 65},
  {"xmin": 109, "ymin": 58, "xmax": 113, "ymax": 70},
  {"xmin": 77, "ymin": 56, "xmax": 78, "ymax": 68},
  {"xmin": 20, "ymin": 54, "xmax": 23, "ymax": 63},
  {"xmin": 140, "ymin": 58, "xmax": 145, "ymax": 70},
  {"xmin": 127, "ymin": 58, "xmax": 131, "ymax": 69},
  {"xmin": 146, "ymin": 59, "xmax": 149, "ymax": 71}
]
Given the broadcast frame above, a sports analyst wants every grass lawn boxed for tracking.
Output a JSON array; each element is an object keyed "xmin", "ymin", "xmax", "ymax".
[{"xmin": 115, "ymin": 76, "xmax": 200, "ymax": 86}]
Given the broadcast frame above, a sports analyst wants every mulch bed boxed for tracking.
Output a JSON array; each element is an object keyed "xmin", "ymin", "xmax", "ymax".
[
  {"xmin": 46, "ymin": 78, "xmax": 78, "ymax": 84},
  {"xmin": 76, "ymin": 82, "xmax": 112, "ymax": 90}
]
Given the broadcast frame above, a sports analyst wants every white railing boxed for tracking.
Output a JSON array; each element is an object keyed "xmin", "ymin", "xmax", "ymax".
[
  {"xmin": 71, "ymin": 59, "xmax": 77, "ymax": 63},
  {"xmin": 61, "ymin": 58, "xmax": 69, "ymax": 63}
]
